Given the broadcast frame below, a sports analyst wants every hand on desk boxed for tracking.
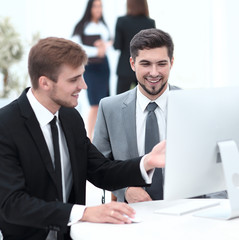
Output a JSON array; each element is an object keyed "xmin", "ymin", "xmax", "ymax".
[
  {"xmin": 125, "ymin": 187, "xmax": 152, "ymax": 203},
  {"xmin": 143, "ymin": 140, "xmax": 166, "ymax": 172},
  {"xmin": 81, "ymin": 202, "xmax": 135, "ymax": 224}
]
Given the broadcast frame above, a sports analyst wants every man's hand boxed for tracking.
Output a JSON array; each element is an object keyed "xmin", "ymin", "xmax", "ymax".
[
  {"xmin": 144, "ymin": 140, "xmax": 166, "ymax": 172},
  {"xmin": 81, "ymin": 202, "xmax": 135, "ymax": 224},
  {"xmin": 125, "ymin": 187, "xmax": 152, "ymax": 203}
]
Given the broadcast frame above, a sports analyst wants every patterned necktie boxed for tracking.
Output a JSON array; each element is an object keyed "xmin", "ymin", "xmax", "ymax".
[
  {"xmin": 50, "ymin": 116, "xmax": 63, "ymax": 201},
  {"xmin": 145, "ymin": 102, "xmax": 163, "ymax": 200}
]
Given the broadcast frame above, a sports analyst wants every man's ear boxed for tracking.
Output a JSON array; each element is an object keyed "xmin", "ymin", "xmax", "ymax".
[
  {"xmin": 39, "ymin": 76, "xmax": 51, "ymax": 90},
  {"xmin": 129, "ymin": 57, "xmax": 136, "ymax": 72},
  {"xmin": 170, "ymin": 57, "xmax": 174, "ymax": 69}
]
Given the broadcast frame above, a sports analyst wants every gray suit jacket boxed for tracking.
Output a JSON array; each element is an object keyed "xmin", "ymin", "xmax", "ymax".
[{"xmin": 93, "ymin": 85, "xmax": 180, "ymax": 202}]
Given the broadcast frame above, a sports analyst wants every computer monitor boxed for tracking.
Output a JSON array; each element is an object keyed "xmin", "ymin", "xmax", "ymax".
[{"xmin": 163, "ymin": 87, "xmax": 239, "ymax": 219}]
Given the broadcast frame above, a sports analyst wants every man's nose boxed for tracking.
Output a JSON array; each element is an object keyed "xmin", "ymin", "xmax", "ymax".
[
  {"xmin": 150, "ymin": 65, "xmax": 158, "ymax": 76},
  {"xmin": 78, "ymin": 78, "xmax": 88, "ymax": 90}
]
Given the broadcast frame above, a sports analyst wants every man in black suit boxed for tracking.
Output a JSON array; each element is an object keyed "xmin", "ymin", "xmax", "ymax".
[{"xmin": 0, "ymin": 37, "xmax": 165, "ymax": 240}]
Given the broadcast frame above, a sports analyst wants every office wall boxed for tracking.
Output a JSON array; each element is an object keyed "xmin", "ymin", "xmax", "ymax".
[{"xmin": 1, "ymin": 0, "xmax": 239, "ymax": 92}]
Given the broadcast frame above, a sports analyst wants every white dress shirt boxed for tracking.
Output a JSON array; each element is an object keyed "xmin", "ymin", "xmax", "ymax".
[{"xmin": 136, "ymin": 85, "xmax": 169, "ymax": 156}]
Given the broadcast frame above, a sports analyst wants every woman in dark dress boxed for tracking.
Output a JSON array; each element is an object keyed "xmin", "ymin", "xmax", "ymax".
[{"xmin": 114, "ymin": 0, "xmax": 156, "ymax": 94}]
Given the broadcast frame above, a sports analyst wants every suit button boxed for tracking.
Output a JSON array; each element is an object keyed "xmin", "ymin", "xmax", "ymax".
[
  {"xmin": 48, "ymin": 225, "xmax": 61, "ymax": 231},
  {"xmin": 53, "ymin": 226, "xmax": 60, "ymax": 231}
]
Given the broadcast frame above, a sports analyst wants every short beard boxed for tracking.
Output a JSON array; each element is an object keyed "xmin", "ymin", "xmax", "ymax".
[{"xmin": 138, "ymin": 80, "xmax": 168, "ymax": 96}]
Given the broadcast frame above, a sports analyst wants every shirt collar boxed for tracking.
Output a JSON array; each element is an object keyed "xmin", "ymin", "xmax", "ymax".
[
  {"xmin": 26, "ymin": 88, "xmax": 59, "ymax": 127},
  {"xmin": 136, "ymin": 85, "xmax": 169, "ymax": 113}
]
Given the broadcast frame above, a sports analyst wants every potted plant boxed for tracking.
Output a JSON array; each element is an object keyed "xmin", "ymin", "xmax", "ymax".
[{"xmin": 0, "ymin": 17, "xmax": 23, "ymax": 98}]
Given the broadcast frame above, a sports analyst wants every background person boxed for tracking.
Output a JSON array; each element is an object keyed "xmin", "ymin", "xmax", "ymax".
[
  {"xmin": 114, "ymin": 0, "xmax": 155, "ymax": 94},
  {"xmin": 72, "ymin": 0, "xmax": 112, "ymax": 140},
  {"xmin": 0, "ymin": 36, "xmax": 166, "ymax": 240},
  {"xmin": 94, "ymin": 28, "xmax": 179, "ymax": 202}
]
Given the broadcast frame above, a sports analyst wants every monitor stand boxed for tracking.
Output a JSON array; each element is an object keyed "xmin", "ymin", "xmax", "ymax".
[{"xmin": 194, "ymin": 140, "xmax": 239, "ymax": 220}]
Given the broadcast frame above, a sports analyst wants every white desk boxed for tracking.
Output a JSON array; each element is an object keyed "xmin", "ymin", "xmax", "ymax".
[{"xmin": 70, "ymin": 199, "xmax": 239, "ymax": 240}]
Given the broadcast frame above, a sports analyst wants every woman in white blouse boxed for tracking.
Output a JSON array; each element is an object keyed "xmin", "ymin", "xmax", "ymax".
[{"xmin": 72, "ymin": 0, "xmax": 112, "ymax": 140}]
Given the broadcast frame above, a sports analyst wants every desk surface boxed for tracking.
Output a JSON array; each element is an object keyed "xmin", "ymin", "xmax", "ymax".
[{"xmin": 70, "ymin": 199, "xmax": 239, "ymax": 240}]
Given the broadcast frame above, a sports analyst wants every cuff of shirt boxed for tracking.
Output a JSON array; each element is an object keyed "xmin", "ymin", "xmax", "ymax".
[
  {"xmin": 140, "ymin": 155, "xmax": 154, "ymax": 184},
  {"xmin": 67, "ymin": 204, "xmax": 86, "ymax": 226}
]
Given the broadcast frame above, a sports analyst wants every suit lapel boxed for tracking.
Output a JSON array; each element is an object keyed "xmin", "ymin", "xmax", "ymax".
[
  {"xmin": 122, "ymin": 88, "xmax": 139, "ymax": 158},
  {"xmin": 121, "ymin": 85, "xmax": 178, "ymax": 158},
  {"xmin": 18, "ymin": 89, "xmax": 58, "ymax": 187},
  {"xmin": 25, "ymin": 117, "xmax": 57, "ymax": 183},
  {"xmin": 59, "ymin": 109, "xmax": 87, "ymax": 203}
]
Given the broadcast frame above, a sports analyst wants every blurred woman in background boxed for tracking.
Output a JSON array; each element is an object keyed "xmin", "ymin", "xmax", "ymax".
[
  {"xmin": 114, "ymin": 0, "xmax": 155, "ymax": 94},
  {"xmin": 72, "ymin": 0, "xmax": 112, "ymax": 140}
]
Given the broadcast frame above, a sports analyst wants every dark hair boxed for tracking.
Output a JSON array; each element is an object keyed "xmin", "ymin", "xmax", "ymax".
[
  {"xmin": 127, "ymin": 0, "xmax": 149, "ymax": 17},
  {"xmin": 28, "ymin": 37, "xmax": 88, "ymax": 89},
  {"xmin": 130, "ymin": 28, "xmax": 174, "ymax": 61},
  {"xmin": 72, "ymin": 0, "xmax": 107, "ymax": 38}
]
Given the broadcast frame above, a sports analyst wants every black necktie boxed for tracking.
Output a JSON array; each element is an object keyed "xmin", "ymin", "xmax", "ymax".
[
  {"xmin": 50, "ymin": 116, "xmax": 63, "ymax": 201},
  {"xmin": 145, "ymin": 102, "xmax": 163, "ymax": 200}
]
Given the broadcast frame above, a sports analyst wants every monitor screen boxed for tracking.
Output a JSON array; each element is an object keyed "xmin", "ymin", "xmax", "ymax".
[{"xmin": 164, "ymin": 87, "xmax": 239, "ymax": 201}]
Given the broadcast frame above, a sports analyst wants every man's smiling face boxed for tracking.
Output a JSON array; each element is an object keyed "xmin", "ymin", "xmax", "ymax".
[{"xmin": 130, "ymin": 46, "xmax": 174, "ymax": 100}]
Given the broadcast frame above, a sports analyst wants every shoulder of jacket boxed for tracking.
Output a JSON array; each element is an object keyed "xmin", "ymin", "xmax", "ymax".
[
  {"xmin": 169, "ymin": 84, "xmax": 182, "ymax": 90},
  {"xmin": 101, "ymin": 89, "xmax": 134, "ymax": 105}
]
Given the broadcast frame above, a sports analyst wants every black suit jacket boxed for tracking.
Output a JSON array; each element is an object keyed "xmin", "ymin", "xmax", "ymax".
[
  {"xmin": 113, "ymin": 15, "xmax": 156, "ymax": 78},
  {"xmin": 0, "ymin": 89, "xmax": 147, "ymax": 240}
]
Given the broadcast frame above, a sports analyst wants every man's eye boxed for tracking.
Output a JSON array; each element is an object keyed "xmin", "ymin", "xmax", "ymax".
[
  {"xmin": 71, "ymin": 77, "xmax": 80, "ymax": 82},
  {"xmin": 158, "ymin": 62, "xmax": 167, "ymax": 66}
]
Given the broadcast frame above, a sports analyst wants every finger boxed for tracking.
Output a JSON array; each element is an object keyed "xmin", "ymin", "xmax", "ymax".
[
  {"xmin": 140, "ymin": 193, "xmax": 152, "ymax": 202},
  {"xmin": 105, "ymin": 202, "xmax": 136, "ymax": 222},
  {"xmin": 107, "ymin": 209, "xmax": 132, "ymax": 224},
  {"xmin": 116, "ymin": 203, "xmax": 136, "ymax": 219},
  {"xmin": 108, "ymin": 202, "xmax": 135, "ymax": 213}
]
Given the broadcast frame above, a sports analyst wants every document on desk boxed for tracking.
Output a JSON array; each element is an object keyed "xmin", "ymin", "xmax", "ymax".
[{"xmin": 154, "ymin": 200, "xmax": 220, "ymax": 216}]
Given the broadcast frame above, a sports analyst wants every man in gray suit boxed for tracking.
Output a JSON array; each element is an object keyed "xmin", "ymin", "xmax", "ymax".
[{"xmin": 93, "ymin": 28, "xmax": 179, "ymax": 203}]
